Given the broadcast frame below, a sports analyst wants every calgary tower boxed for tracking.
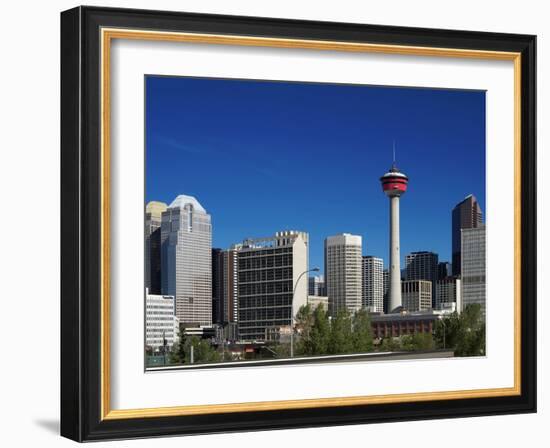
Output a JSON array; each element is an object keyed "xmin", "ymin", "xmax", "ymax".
[{"xmin": 380, "ymin": 150, "xmax": 409, "ymax": 313}]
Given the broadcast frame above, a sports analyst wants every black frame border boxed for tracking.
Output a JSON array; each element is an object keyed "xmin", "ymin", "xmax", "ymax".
[{"xmin": 61, "ymin": 6, "xmax": 536, "ymax": 442}]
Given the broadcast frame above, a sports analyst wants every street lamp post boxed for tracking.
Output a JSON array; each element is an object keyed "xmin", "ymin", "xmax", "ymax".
[
  {"xmin": 290, "ymin": 267, "xmax": 320, "ymax": 358},
  {"xmin": 439, "ymin": 318, "xmax": 446, "ymax": 349}
]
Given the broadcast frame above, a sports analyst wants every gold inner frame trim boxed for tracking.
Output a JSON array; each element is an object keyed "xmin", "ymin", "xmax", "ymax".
[{"xmin": 100, "ymin": 27, "xmax": 522, "ymax": 420}]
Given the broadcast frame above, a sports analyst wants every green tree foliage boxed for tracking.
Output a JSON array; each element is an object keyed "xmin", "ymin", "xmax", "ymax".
[
  {"xmin": 294, "ymin": 305, "xmax": 375, "ymax": 357},
  {"xmin": 169, "ymin": 333, "xmax": 221, "ymax": 365},
  {"xmin": 434, "ymin": 304, "xmax": 486, "ymax": 356},
  {"xmin": 351, "ymin": 309, "xmax": 374, "ymax": 353},
  {"xmin": 306, "ymin": 304, "xmax": 331, "ymax": 356},
  {"xmin": 378, "ymin": 337, "xmax": 401, "ymax": 352},
  {"xmin": 328, "ymin": 309, "xmax": 354, "ymax": 355},
  {"xmin": 401, "ymin": 332, "xmax": 435, "ymax": 351}
]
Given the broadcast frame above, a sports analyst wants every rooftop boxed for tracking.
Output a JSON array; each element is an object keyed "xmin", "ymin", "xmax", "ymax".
[{"xmin": 168, "ymin": 194, "xmax": 206, "ymax": 213}]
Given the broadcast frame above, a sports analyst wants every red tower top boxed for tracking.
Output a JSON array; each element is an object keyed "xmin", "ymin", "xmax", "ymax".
[{"xmin": 380, "ymin": 163, "xmax": 408, "ymax": 197}]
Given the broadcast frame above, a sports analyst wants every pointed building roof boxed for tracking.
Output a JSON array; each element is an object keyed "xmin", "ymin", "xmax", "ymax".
[{"xmin": 168, "ymin": 194, "xmax": 206, "ymax": 213}]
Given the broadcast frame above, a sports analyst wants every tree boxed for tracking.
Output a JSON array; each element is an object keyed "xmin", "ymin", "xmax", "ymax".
[
  {"xmin": 294, "ymin": 304, "xmax": 314, "ymax": 356},
  {"xmin": 352, "ymin": 309, "xmax": 374, "ymax": 353},
  {"xmin": 307, "ymin": 305, "xmax": 331, "ymax": 355},
  {"xmin": 401, "ymin": 332, "xmax": 435, "ymax": 351},
  {"xmin": 184, "ymin": 336, "xmax": 221, "ymax": 364},
  {"xmin": 378, "ymin": 336, "xmax": 401, "ymax": 352},
  {"xmin": 434, "ymin": 304, "xmax": 486, "ymax": 357},
  {"xmin": 169, "ymin": 333, "xmax": 221, "ymax": 365},
  {"xmin": 328, "ymin": 309, "xmax": 354, "ymax": 355},
  {"xmin": 169, "ymin": 332, "xmax": 186, "ymax": 364}
]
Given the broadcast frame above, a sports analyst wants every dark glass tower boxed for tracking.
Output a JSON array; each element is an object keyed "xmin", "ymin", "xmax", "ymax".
[{"xmin": 452, "ymin": 195, "xmax": 483, "ymax": 276}]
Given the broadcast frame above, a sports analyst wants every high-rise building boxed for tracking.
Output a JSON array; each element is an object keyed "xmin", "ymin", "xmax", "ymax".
[
  {"xmin": 161, "ymin": 194, "xmax": 212, "ymax": 326},
  {"xmin": 325, "ymin": 233, "xmax": 362, "ymax": 315},
  {"xmin": 405, "ymin": 251, "xmax": 439, "ymax": 308},
  {"xmin": 211, "ymin": 246, "xmax": 240, "ymax": 331},
  {"xmin": 145, "ymin": 201, "xmax": 167, "ymax": 294},
  {"xmin": 380, "ymin": 160, "xmax": 408, "ymax": 313},
  {"xmin": 237, "ymin": 231, "xmax": 308, "ymax": 341},
  {"xmin": 436, "ymin": 276, "xmax": 462, "ymax": 313},
  {"xmin": 438, "ymin": 261, "xmax": 452, "ymax": 280},
  {"xmin": 211, "ymin": 248, "xmax": 224, "ymax": 324},
  {"xmin": 461, "ymin": 225, "xmax": 486, "ymax": 317},
  {"xmin": 401, "ymin": 280, "xmax": 432, "ymax": 312},
  {"xmin": 308, "ymin": 275, "xmax": 326, "ymax": 296},
  {"xmin": 145, "ymin": 289, "xmax": 179, "ymax": 351},
  {"xmin": 452, "ymin": 194, "xmax": 483, "ymax": 276},
  {"xmin": 362, "ymin": 256, "xmax": 384, "ymax": 313}
]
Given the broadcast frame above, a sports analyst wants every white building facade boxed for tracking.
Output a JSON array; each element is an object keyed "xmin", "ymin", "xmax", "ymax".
[
  {"xmin": 161, "ymin": 194, "xmax": 212, "ymax": 326},
  {"xmin": 362, "ymin": 256, "xmax": 384, "ymax": 313},
  {"xmin": 325, "ymin": 234, "xmax": 363, "ymax": 316},
  {"xmin": 145, "ymin": 290, "xmax": 179, "ymax": 351}
]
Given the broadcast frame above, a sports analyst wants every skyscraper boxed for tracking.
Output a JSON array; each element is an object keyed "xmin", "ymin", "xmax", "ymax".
[
  {"xmin": 436, "ymin": 276, "xmax": 462, "ymax": 312},
  {"xmin": 452, "ymin": 194, "xmax": 483, "ymax": 276},
  {"xmin": 211, "ymin": 248, "xmax": 224, "ymax": 325},
  {"xmin": 405, "ymin": 251, "xmax": 439, "ymax": 308},
  {"xmin": 308, "ymin": 275, "xmax": 326, "ymax": 297},
  {"xmin": 401, "ymin": 280, "xmax": 432, "ymax": 312},
  {"xmin": 161, "ymin": 195, "xmax": 212, "ymax": 326},
  {"xmin": 145, "ymin": 201, "xmax": 167, "ymax": 294},
  {"xmin": 237, "ymin": 231, "xmax": 308, "ymax": 341},
  {"xmin": 325, "ymin": 234, "xmax": 362, "ymax": 315},
  {"xmin": 362, "ymin": 256, "xmax": 384, "ymax": 313},
  {"xmin": 461, "ymin": 225, "xmax": 486, "ymax": 317},
  {"xmin": 380, "ymin": 160, "xmax": 408, "ymax": 313}
]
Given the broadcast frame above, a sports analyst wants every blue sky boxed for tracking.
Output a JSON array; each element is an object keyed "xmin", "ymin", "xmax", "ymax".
[{"xmin": 146, "ymin": 76, "xmax": 485, "ymax": 274}]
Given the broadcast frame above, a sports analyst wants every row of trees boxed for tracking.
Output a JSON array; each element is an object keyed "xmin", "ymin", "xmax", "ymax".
[
  {"xmin": 170, "ymin": 335, "xmax": 221, "ymax": 365},
  {"xmin": 165, "ymin": 303, "xmax": 486, "ymax": 365},
  {"xmin": 433, "ymin": 303, "xmax": 486, "ymax": 356},
  {"xmin": 292, "ymin": 304, "xmax": 374, "ymax": 356}
]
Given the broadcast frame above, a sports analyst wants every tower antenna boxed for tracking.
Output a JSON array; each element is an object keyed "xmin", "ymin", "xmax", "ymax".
[{"xmin": 392, "ymin": 140, "xmax": 396, "ymax": 169}]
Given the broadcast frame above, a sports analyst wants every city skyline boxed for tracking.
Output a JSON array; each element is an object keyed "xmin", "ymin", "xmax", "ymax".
[{"xmin": 146, "ymin": 76, "xmax": 486, "ymax": 273}]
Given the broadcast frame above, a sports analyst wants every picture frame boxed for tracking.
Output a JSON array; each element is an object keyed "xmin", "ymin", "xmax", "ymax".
[{"xmin": 60, "ymin": 5, "xmax": 536, "ymax": 441}]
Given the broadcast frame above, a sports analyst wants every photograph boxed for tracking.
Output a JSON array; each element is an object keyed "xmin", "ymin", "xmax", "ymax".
[{"xmin": 143, "ymin": 76, "xmax": 487, "ymax": 369}]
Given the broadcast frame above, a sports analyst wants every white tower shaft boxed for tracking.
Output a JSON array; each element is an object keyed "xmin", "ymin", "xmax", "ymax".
[{"xmin": 389, "ymin": 195, "xmax": 402, "ymax": 311}]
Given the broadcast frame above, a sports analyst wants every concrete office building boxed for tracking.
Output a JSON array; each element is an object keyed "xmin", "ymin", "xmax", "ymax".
[
  {"xmin": 308, "ymin": 275, "xmax": 326, "ymax": 297},
  {"xmin": 402, "ymin": 279, "xmax": 432, "ymax": 312},
  {"xmin": 325, "ymin": 234, "xmax": 363, "ymax": 315},
  {"xmin": 161, "ymin": 194, "xmax": 212, "ymax": 326},
  {"xmin": 145, "ymin": 289, "xmax": 179, "ymax": 351},
  {"xmin": 405, "ymin": 251, "xmax": 439, "ymax": 308},
  {"xmin": 145, "ymin": 201, "xmax": 167, "ymax": 295},
  {"xmin": 362, "ymin": 256, "xmax": 384, "ymax": 313},
  {"xmin": 461, "ymin": 225, "xmax": 486, "ymax": 317},
  {"xmin": 307, "ymin": 295, "xmax": 329, "ymax": 311},
  {"xmin": 452, "ymin": 194, "xmax": 483, "ymax": 276},
  {"xmin": 237, "ymin": 231, "xmax": 308, "ymax": 341},
  {"xmin": 380, "ymin": 160, "xmax": 409, "ymax": 313},
  {"xmin": 436, "ymin": 276, "xmax": 462, "ymax": 312}
]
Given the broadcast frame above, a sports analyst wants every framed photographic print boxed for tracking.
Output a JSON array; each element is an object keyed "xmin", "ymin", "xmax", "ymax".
[{"xmin": 60, "ymin": 6, "xmax": 537, "ymax": 441}]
